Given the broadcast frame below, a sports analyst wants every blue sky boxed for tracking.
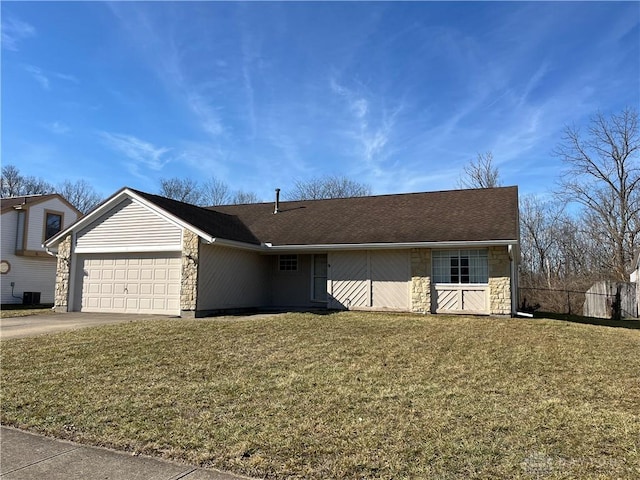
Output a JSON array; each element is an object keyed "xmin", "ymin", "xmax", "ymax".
[{"xmin": 2, "ymin": 1, "xmax": 638, "ymax": 202}]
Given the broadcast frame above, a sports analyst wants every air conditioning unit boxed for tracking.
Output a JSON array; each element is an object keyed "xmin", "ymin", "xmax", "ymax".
[{"xmin": 23, "ymin": 292, "xmax": 41, "ymax": 305}]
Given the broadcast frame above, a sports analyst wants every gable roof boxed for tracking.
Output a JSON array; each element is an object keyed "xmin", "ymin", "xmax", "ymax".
[
  {"xmin": 212, "ymin": 186, "xmax": 519, "ymax": 247},
  {"xmin": 1, "ymin": 194, "xmax": 81, "ymax": 215},
  {"xmin": 46, "ymin": 186, "xmax": 519, "ymax": 250},
  {"xmin": 130, "ymin": 190, "xmax": 260, "ymax": 245}
]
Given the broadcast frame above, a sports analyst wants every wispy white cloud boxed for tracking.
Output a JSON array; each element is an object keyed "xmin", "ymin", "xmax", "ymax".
[
  {"xmin": 107, "ymin": 3, "xmax": 225, "ymax": 139},
  {"xmin": 24, "ymin": 65, "xmax": 49, "ymax": 90},
  {"xmin": 43, "ymin": 122, "xmax": 70, "ymax": 135},
  {"xmin": 53, "ymin": 72, "xmax": 80, "ymax": 84},
  {"xmin": 100, "ymin": 132, "xmax": 172, "ymax": 172},
  {"xmin": 241, "ymin": 27, "xmax": 258, "ymax": 140},
  {"xmin": 186, "ymin": 92, "xmax": 224, "ymax": 137},
  {"xmin": 1, "ymin": 17, "xmax": 35, "ymax": 51},
  {"xmin": 330, "ymin": 75, "xmax": 403, "ymax": 166},
  {"xmin": 23, "ymin": 64, "xmax": 79, "ymax": 91}
]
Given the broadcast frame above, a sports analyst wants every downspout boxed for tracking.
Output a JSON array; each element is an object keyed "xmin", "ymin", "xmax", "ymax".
[{"xmin": 509, "ymin": 244, "xmax": 518, "ymax": 316}]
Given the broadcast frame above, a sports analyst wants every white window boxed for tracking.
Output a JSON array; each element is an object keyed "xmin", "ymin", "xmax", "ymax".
[
  {"xmin": 279, "ymin": 254, "xmax": 298, "ymax": 271},
  {"xmin": 432, "ymin": 249, "xmax": 488, "ymax": 284},
  {"xmin": 312, "ymin": 254, "xmax": 328, "ymax": 302}
]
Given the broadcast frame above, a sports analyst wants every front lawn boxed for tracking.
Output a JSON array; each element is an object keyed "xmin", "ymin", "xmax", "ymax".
[
  {"xmin": 1, "ymin": 304, "xmax": 54, "ymax": 318},
  {"xmin": 1, "ymin": 312, "xmax": 638, "ymax": 479}
]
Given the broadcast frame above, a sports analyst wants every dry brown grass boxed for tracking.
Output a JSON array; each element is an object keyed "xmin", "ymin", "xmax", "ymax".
[
  {"xmin": 1, "ymin": 312, "xmax": 638, "ymax": 479},
  {"xmin": 0, "ymin": 304, "xmax": 54, "ymax": 318}
]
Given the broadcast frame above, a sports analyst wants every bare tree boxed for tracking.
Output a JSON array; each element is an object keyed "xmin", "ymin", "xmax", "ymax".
[
  {"xmin": 555, "ymin": 107, "xmax": 640, "ymax": 280},
  {"xmin": 286, "ymin": 175, "xmax": 371, "ymax": 200},
  {"xmin": 159, "ymin": 177, "xmax": 204, "ymax": 205},
  {"xmin": 519, "ymin": 195, "xmax": 566, "ymax": 288},
  {"xmin": 1, "ymin": 165, "xmax": 24, "ymax": 197},
  {"xmin": 1, "ymin": 165, "xmax": 54, "ymax": 197},
  {"xmin": 57, "ymin": 179, "xmax": 103, "ymax": 214},
  {"xmin": 202, "ymin": 177, "xmax": 231, "ymax": 206},
  {"xmin": 458, "ymin": 152, "xmax": 501, "ymax": 189},
  {"xmin": 231, "ymin": 190, "xmax": 259, "ymax": 204}
]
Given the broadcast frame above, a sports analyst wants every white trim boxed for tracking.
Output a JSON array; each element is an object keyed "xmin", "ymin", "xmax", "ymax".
[
  {"xmin": 263, "ymin": 239, "xmax": 517, "ymax": 252},
  {"xmin": 74, "ymin": 245, "xmax": 182, "ymax": 254},
  {"xmin": 209, "ymin": 237, "xmax": 265, "ymax": 251}
]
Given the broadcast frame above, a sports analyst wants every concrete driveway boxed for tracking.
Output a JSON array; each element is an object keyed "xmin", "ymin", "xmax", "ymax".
[{"xmin": 0, "ymin": 312, "xmax": 175, "ymax": 340}]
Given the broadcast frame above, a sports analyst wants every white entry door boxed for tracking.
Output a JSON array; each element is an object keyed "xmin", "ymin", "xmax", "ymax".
[{"xmin": 76, "ymin": 253, "xmax": 181, "ymax": 315}]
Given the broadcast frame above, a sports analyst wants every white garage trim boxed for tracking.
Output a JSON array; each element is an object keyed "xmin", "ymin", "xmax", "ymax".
[
  {"xmin": 74, "ymin": 252, "xmax": 181, "ymax": 315},
  {"xmin": 75, "ymin": 245, "xmax": 182, "ymax": 254}
]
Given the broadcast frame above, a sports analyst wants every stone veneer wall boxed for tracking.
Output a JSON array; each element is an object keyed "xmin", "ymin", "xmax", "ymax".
[
  {"xmin": 180, "ymin": 230, "xmax": 199, "ymax": 316},
  {"xmin": 488, "ymin": 246, "xmax": 511, "ymax": 315},
  {"xmin": 410, "ymin": 248, "xmax": 431, "ymax": 313},
  {"xmin": 54, "ymin": 235, "xmax": 72, "ymax": 312}
]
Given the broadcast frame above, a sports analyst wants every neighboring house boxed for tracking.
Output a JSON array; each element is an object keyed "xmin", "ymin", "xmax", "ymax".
[
  {"xmin": 1, "ymin": 194, "xmax": 81, "ymax": 305},
  {"xmin": 44, "ymin": 186, "xmax": 520, "ymax": 317}
]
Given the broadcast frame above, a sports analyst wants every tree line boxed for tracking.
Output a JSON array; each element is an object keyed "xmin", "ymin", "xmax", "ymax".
[
  {"xmin": 157, "ymin": 174, "xmax": 371, "ymax": 206},
  {"xmin": 0, "ymin": 164, "xmax": 371, "ymax": 213},
  {"xmin": 0, "ymin": 165, "xmax": 104, "ymax": 214},
  {"xmin": 459, "ymin": 107, "xmax": 639, "ymax": 296}
]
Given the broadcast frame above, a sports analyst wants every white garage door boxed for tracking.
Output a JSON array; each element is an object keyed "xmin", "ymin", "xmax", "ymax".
[{"xmin": 76, "ymin": 253, "xmax": 181, "ymax": 315}]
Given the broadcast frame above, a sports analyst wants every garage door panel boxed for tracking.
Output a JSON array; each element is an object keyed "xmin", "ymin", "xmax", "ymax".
[{"xmin": 77, "ymin": 253, "xmax": 181, "ymax": 315}]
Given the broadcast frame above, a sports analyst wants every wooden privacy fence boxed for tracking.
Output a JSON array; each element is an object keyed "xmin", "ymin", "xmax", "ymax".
[{"xmin": 583, "ymin": 281, "xmax": 637, "ymax": 320}]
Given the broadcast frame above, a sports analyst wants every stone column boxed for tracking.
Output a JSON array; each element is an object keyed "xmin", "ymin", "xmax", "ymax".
[
  {"xmin": 54, "ymin": 235, "xmax": 72, "ymax": 312},
  {"xmin": 180, "ymin": 230, "xmax": 199, "ymax": 317},
  {"xmin": 411, "ymin": 248, "xmax": 431, "ymax": 314},
  {"xmin": 488, "ymin": 246, "xmax": 511, "ymax": 315}
]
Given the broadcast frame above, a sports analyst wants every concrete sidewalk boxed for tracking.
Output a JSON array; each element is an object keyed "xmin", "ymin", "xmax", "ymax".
[{"xmin": 0, "ymin": 426, "xmax": 255, "ymax": 480}]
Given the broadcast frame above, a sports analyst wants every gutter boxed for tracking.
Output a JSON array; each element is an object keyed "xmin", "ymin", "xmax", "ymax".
[{"xmin": 262, "ymin": 239, "xmax": 518, "ymax": 252}]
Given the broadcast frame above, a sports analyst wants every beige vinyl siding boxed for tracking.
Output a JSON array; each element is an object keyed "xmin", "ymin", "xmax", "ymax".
[
  {"xmin": 328, "ymin": 251, "xmax": 370, "ymax": 309},
  {"xmin": 25, "ymin": 197, "xmax": 78, "ymax": 251},
  {"xmin": 1, "ymin": 210, "xmax": 57, "ymax": 304},
  {"xmin": 197, "ymin": 244, "xmax": 269, "ymax": 311},
  {"xmin": 432, "ymin": 285, "xmax": 489, "ymax": 314},
  {"xmin": 371, "ymin": 250, "xmax": 410, "ymax": 310},
  {"xmin": 328, "ymin": 250, "xmax": 410, "ymax": 311},
  {"xmin": 76, "ymin": 199, "xmax": 182, "ymax": 252}
]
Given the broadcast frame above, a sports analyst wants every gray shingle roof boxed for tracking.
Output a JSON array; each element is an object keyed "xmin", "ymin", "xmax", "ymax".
[
  {"xmin": 130, "ymin": 189, "xmax": 261, "ymax": 245},
  {"xmin": 210, "ymin": 186, "xmax": 519, "ymax": 246}
]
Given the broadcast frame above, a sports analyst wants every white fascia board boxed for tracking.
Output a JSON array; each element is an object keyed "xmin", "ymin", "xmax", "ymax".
[
  {"xmin": 44, "ymin": 188, "xmax": 214, "ymax": 248},
  {"xmin": 263, "ymin": 239, "xmax": 518, "ymax": 252},
  {"xmin": 74, "ymin": 245, "xmax": 183, "ymax": 254},
  {"xmin": 208, "ymin": 237, "xmax": 267, "ymax": 252}
]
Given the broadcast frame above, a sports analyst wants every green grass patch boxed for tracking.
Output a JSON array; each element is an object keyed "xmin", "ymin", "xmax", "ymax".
[{"xmin": 1, "ymin": 312, "xmax": 639, "ymax": 479}]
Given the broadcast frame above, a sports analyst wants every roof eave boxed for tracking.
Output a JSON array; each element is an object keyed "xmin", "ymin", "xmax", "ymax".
[{"xmin": 262, "ymin": 239, "xmax": 518, "ymax": 252}]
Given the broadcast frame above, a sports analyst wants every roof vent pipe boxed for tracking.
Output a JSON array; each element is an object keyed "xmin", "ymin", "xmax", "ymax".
[{"xmin": 274, "ymin": 188, "xmax": 280, "ymax": 214}]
